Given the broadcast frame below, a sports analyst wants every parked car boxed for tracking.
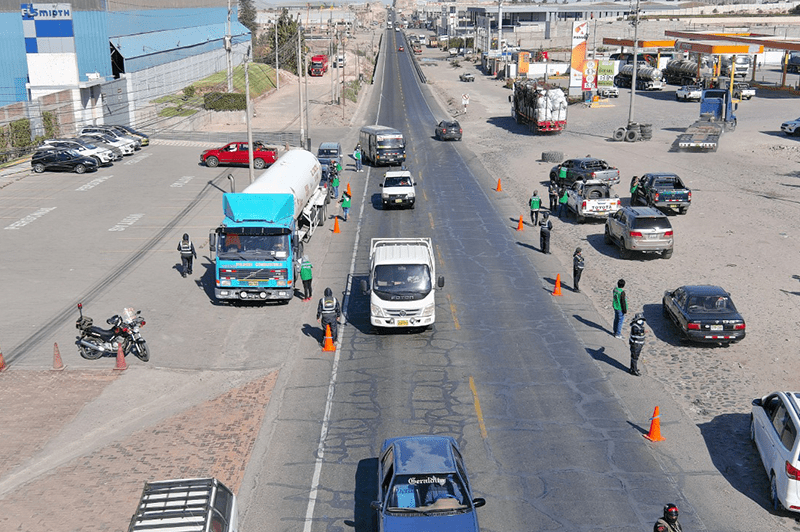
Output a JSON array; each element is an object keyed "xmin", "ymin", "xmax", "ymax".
[
  {"xmin": 662, "ymin": 285, "xmax": 745, "ymax": 344},
  {"xmin": 631, "ymin": 173, "xmax": 691, "ymax": 214},
  {"xmin": 435, "ymin": 120, "xmax": 462, "ymax": 141},
  {"xmin": 605, "ymin": 206, "xmax": 673, "ymax": 259},
  {"xmin": 317, "ymin": 141, "xmax": 343, "ymax": 176},
  {"xmin": 40, "ymin": 138, "xmax": 115, "ymax": 166},
  {"xmin": 77, "ymin": 135, "xmax": 125, "ymax": 159},
  {"xmin": 200, "ymin": 141, "xmax": 278, "ymax": 169},
  {"xmin": 79, "ymin": 132, "xmax": 135, "ymax": 155},
  {"xmin": 597, "ymin": 86, "xmax": 619, "ymax": 98},
  {"xmin": 372, "ymin": 435, "xmax": 486, "ymax": 532},
  {"xmin": 732, "ymin": 82, "xmax": 755, "ymax": 100},
  {"xmin": 459, "ymin": 72, "xmax": 475, "ymax": 82},
  {"xmin": 31, "ymin": 149, "xmax": 98, "ymax": 174},
  {"xmin": 108, "ymin": 125, "xmax": 150, "ymax": 146},
  {"xmin": 79, "ymin": 126, "xmax": 140, "ymax": 150},
  {"xmin": 550, "ymin": 158, "xmax": 620, "ymax": 186},
  {"xmin": 781, "ymin": 117, "xmax": 800, "ymax": 136},
  {"xmin": 676, "ymin": 85, "xmax": 703, "ymax": 101},
  {"xmin": 380, "ymin": 170, "xmax": 416, "ymax": 209},
  {"xmin": 565, "ymin": 179, "xmax": 620, "ymax": 223},
  {"xmin": 751, "ymin": 391, "xmax": 800, "ymax": 513}
]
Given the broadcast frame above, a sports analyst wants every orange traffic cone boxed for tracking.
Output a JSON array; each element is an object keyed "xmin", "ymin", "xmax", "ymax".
[
  {"xmin": 516, "ymin": 215, "xmax": 524, "ymax": 231},
  {"xmin": 552, "ymin": 274, "xmax": 563, "ymax": 296},
  {"xmin": 346, "ymin": 182, "xmax": 352, "ymax": 196},
  {"xmin": 0, "ymin": 344, "xmax": 6, "ymax": 372},
  {"xmin": 113, "ymin": 344, "xmax": 127, "ymax": 371},
  {"xmin": 496, "ymin": 178, "xmax": 503, "ymax": 192},
  {"xmin": 333, "ymin": 217, "xmax": 341, "ymax": 234},
  {"xmin": 52, "ymin": 342, "xmax": 65, "ymax": 371},
  {"xmin": 643, "ymin": 406, "xmax": 666, "ymax": 442},
  {"xmin": 322, "ymin": 325, "xmax": 336, "ymax": 352}
]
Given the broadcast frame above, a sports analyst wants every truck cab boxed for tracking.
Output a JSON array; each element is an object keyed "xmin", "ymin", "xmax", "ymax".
[{"xmin": 361, "ymin": 238, "xmax": 443, "ymax": 329}]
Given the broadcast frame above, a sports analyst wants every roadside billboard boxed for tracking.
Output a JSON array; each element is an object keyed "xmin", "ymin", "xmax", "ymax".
[
  {"xmin": 570, "ymin": 21, "xmax": 588, "ymax": 90},
  {"xmin": 597, "ymin": 60, "xmax": 615, "ymax": 87}
]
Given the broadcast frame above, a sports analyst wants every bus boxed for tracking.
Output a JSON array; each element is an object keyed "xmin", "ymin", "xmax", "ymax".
[{"xmin": 359, "ymin": 125, "xmax": 406, "ymax": 166}]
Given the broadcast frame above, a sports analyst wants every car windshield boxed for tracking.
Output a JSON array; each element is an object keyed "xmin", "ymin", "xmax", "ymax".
[
  {"xmin": 632, "ymin": 218, "xmax": 671, "ymax": 230},
  {"xmin": 373, "ymin": 264, "xmax": 431, "ymax": 296},
  {"xmin": 318, "ymin": 148, "xmax": 339, "ymax": 157},
  {"xmin": 386, "ymin": 474, "xmax": 468, "ymax": 513},
  {"xmin": 686, "ymin": 295, "xmax": 737, "ymax": 314},
  {"xmin": 218, "ymin": 233, "xmax": 290, "ymax": 260},
  {"xmin": 384, "ymin": 176, "xmax": 412, "ymax": 187}
]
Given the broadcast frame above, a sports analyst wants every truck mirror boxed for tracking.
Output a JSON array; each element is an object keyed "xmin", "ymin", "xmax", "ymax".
[
  {"xmin": 734, "ymin": 103, "xmax": 738, "ymax": 111},
  {"xmin": 437, "ymin": 276, "xmax": 445, "ymax": 288},
  {"xmin": 360, "ymin": 279, "xmax": 369, "ymax": 294},
  {"xmin": 379, "ymin": 183, "xmax": 383, "ymax": 187},
  {"xmin": 208, "ymin": 232, "xmax": 216, "ymax": 252},
  {"xmin": 508, "ymin": 95, "xmax": 511, "ymax": 102}
]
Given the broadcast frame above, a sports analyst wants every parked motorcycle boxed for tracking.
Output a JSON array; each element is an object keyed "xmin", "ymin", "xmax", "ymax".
[{"xmin": 75, "ymin": 303, "xmax": 149, "ymax": 361}]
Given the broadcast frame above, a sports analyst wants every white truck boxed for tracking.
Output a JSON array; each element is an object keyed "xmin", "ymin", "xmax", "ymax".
[
  {"xmin": 361, "ymin": 238, "xmax": 444, "ymax": 329},
  {"xmin": 379, "ymin": 170, "xmax": 416, "ymax": 209},
  {"xmin": 127, "ymin": 478, "xmax": 238, "ymax": 532},
  {"xmin": 565, "ymin": 179, "xmax": 621, "ymax": 223}
]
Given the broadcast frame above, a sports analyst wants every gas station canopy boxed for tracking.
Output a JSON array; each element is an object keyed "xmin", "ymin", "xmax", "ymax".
[{"xmin": 673, "ymin": 41, "xmax": 764, "ymax": 55}]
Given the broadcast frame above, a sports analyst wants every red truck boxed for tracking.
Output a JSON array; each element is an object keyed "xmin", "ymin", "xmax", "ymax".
[
  {"xmin": 309, "ymin": 54, "xmax": 328, "ymax": 77},
  {"xmin": 200, "ymin": 141, "xmax": 277, "ymax": 169}
]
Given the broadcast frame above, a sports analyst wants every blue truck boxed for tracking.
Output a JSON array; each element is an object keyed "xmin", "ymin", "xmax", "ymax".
[
  {"xmin": 676, "ymin": 88, "xmax": 737, "ymax": 151},
  {"xmin": 208, "ymin": 150, "xmax": 328, "ymax": 303}
]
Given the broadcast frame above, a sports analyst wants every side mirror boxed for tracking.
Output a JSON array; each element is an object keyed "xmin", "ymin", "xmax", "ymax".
[
  {"xmin": 473, "ymin": 497, "xmax": 486, "ymax": 508},
  {"xmin": 507, "ymin": 95, "xmax": 511, "ymax": 102},
  {"xmin": 437, "ymin": 276, "xmax": 445, "ymax": 289},
  {"xmin": 361, "ymin": 279, "xmax": 369, "ymax": 295},
  {"xmin": 379, "ymin": 183, "xmax": 383, "ymax": 187},
  {"xmin": 208, "ymin": 232, "xmax": 216, "ymax": 252},
  {"xmin": 752, "ymin": 397, "xmax": 763, "ymax": 407},
  {"xmin": 370, "ymin": 501, "xmax": 382, "ymax": 511},
  {"xmin": 412, "ymin": 181, "xmax": 417, "ymax": 186}
]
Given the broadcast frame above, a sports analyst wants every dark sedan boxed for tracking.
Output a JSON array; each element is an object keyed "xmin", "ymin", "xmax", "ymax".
[
  {"xmin": 662, "ymin": 285, "xmax": 746, "ymax": 345},
  {"xmin": 31, "ymin": 149, "xmax": 98, "ymax": 174},
  {"xmin": 435, "ymin": 120, "xmax": 462, "ymax": 141}
]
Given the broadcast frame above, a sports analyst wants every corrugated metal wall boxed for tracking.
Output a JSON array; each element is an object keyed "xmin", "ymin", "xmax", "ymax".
[
  {"xmin": 107, "ymin": 7, "xmax": 230, "ymax": 36},
  {"xmin": 74, "ymin": 10, "xmax": 112, "ymax": 80},
  {"xmin": 0, "ymin": 12, "xmax": 29, "ymax": 106}
]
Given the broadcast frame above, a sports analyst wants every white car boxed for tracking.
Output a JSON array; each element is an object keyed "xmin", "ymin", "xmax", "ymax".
[
  {"xmin": 80, "ymin": 132, "xmax": 135, "ymax": 155},
  {"xmin": 40, "ymin": 138, "xmax": 115, "ymax": 166},
  {"xmin": 751, "ymin": 391, "xmax": 800, "ymax": 513},
  {"xmin": 781, "ymin": 117, "xmax": 800, "ymax": 136},
  {"xmin": 597, "ymin": 86, "xmax": 619, "ymax": 98},
  {"xmin": 675, "ymin": 85, "xmax": 702, "ymax": 101},
  {"xmin": 379, "ymin": 170, "xmax": 416, "ymax": 209}
]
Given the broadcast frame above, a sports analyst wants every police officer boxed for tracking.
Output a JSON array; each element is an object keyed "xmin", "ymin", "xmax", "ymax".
[
  {"xmin": 177, "ymin": 233, "xmax": 197, "ymax": 278},
  {"xmin": 654, "ymin": 504, "xmax": 682, "ymax": 532},
  {"xmin": 529, "ymin": 190, "xmax": 541, "ymax": 226},
  {"xmin": 317, "ymin": 287, "xmax": 342, "ymax": 342},
  {"xmin": 548, "ymin": 183, "xmax": 559, "ymax": 214},
  {"xmin": 572, "ymin": 247, "xmax": 584, "ymax": 292},
  {"xmin": 539, "ymin": 212, "xmax": 553, "ymax": 254},
  {"xmin": 629, "ymin": 312, "xmax": 646, "ymax": 376}
]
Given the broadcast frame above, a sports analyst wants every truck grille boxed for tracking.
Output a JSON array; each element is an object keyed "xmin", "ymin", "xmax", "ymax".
[
  {"xmin": 384, "ymin": 308, "xmax": 421, "ymax": 318},
  {"xmin": 221, "ymin": 268, "xmax": 287, "ymax": 281}
]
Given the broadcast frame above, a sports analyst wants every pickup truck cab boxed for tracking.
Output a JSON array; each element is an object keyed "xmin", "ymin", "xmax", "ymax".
[
  {"xmin": 380, "ymin": 170, "xmax": 416, "ymax": 209},
  {"xmin": 732, "ymin": 82, "xmax": 755, "ymax": 100},
  {"xmin": 201, "ymin": 141, "xmax": 277, "ymax": 169},
  {"xmin": 460, "ymin": 72, "xmax": 475, "ymax": 82},
  {"xmin": 676, "ymin": 85, "xmax": 702, "ymax": 101},
  {"xmin": 632, "ymin": 172, "xmax": 691, "ymax": 214},
  {"xmin": 550, "ymin": 158, "xmax": 620, "ymax": 186},
  {"xmin": 566, "ymin": 180, "xmax": 621, "ymax": 223},
  {"xmin": 597, "ymin": 86, "xmax": 619, "ymax": 98}
]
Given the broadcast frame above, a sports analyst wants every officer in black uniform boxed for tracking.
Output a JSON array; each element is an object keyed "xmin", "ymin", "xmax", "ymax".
[
  {"xmin": 629, "ymin": 312, "xmax": 646, "ymax": 376},
  {"xmin": 654, "ymin": 504, "xmax": 682, "ymax": 532},
  {"xmin": 316, "ymin": 287, "xmax": 342, "ymax": 342},
  {"xmin": 177, "ymin": 233, "xmax": 197, "ymax": 278},
  {"xmin": 539, "ymin": 212, "xmax": 553, "ymax": 254},
  {"xmin": 572, "ymin": 247, "xmax": 585, "ymax": 292}
]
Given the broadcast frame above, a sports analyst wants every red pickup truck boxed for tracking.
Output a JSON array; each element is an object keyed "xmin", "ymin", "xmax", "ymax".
[
  {"xmin": 309, "ymin": 54, "xmax": 328, "ymax": 77},
  {"xmin": 200, "ymin": 142, "xmax": 277, "ymax": 169}
]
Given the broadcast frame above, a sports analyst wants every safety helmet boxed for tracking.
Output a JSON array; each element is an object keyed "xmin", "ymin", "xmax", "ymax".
[
  {"xmin": 324, "ymin": 287, "xmax": 333, "ymax": 297},
  {"xmin": 663, "ymin": 504, "xmax": 679, "ymax": 523},
  {"xmin": 575, "ymin": 247, "xmax": 582, "ymax": 254},
  {"xmin": 543, "ymin": 212, "xmax": 550, "ymax": 219},
  {"xmin": 182, "ymin": 233, "xmax": 189, "ymax": 240},
  {"xmin": 634, "ymin": 312, "xmax": 645, "ymax": 322}
]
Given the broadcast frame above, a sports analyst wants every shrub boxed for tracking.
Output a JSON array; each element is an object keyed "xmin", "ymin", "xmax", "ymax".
[
  {"xmin": 204, "ymin": 92, "xmax": 247, "ymax": 111},
  {"xmin": 9, "ymin": 118, "xmax": 32, "ymax": 147},
  {"xmin": 183, "ymin": 85, "xmax": 197, "ymax": 99}
]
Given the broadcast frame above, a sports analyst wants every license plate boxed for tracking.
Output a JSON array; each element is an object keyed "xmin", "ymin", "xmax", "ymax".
[
  {"xmin": 648, "ymin": 234, "xmax": 658, "ymax": 240},
  {"xmin": 247, "ymin": 281, "xmax": 259, "ymax": 286},
  {"xmin": 710, "ymin": 325, "xmax": 723, "ymax": 331},
  {"xmin": 395, "ymin": 199, "xmax": 403, "ymax": 203},
  {"xmin": 397, "ymin": 320, "xmax": 409, "ymax": 326}
]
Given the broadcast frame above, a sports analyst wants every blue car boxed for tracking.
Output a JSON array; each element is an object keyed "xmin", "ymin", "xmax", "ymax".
[{"xmin": 371, "ymin": 435, "xmax": 486, "ymax": 531}]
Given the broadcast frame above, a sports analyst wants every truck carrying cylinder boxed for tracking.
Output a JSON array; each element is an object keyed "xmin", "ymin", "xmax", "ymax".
[{"xmin": 614, "ymin": 64, "xmax": 663, "ymax": 90}]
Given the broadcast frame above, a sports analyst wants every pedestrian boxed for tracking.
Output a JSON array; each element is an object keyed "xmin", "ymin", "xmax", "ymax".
[
  {"xmin": 630, "ymin": 175, "xmax": 640, "ymax": 195},
  {"xmin": 539, "ymin": 211, "xmax": 553, "ymax": 254},
  {"xmin": 529, "ymin": 190, "xmax": 541, "ymax": 226},
  {"xmin": 558, "ymin": 164, "xmax": 567, "ymax": 183},
  {"xmin": 177, "ymin": 233, "xmax": 197, "ymax": 278},
  {"xmin": 572, "ymin": 247, "xmax": 584, "ymax": 292},
  {"xmin": 629, "ymin": 312, "xmax": 646, "ymax": 376},
  {"xmin": 612, "ymin": 279, "xmax": 628, "ymax": 338},
  {"xmin": 558, "ymin": 186, "xmax": 569, "ymax": 218},
  {"xmin": 300, "ymin": 255, "xmax": 313, "ymax": 301},
  {"xmin": 354, "ymin": 144, "xmax": 363, "ymax": 172},
  {"xmin": 548, "ymin": 183, "xmax": 559, "ymax": 213},
  {"xmin": 654, "ymin": 504, "xmax": 682, "ymax": 532},
  {"xmin": 316, "ymin": 287, "xmax": 342, "ymax": 343},
  {"xmin": 340, "ymin": 191, "xmax": 352, "ymax": 221},
  {"xmin": 331, "ymin": 169, "xmax": 340, "ymax": 198}
]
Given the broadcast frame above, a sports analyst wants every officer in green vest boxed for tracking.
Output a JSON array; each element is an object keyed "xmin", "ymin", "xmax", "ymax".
[
  {"xmin": 331, "ymin": 168, "xmax": 340, "ymax": 198},
  {"xmin": 340, "ymin": 192, "xmax": 352, "ymax": 221},
  {"xmin": 612, "ymin": 279, "xmax": 628, "ymax": 338},
  {"xmin": 529, "ymin": 190, "xmax": 541, "ymax": 226},
  {"xmin": 300, "ymin": 255, "xmax": 313, "ymax": 301},
  {"xmin": 558, "ymin": 186, "xmax": 569, "ymax": 217}
]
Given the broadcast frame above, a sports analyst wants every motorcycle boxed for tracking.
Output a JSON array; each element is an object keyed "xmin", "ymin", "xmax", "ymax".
[{"xmin": 75, "ymin": 303, "xmax": 149, "ymax": 362}]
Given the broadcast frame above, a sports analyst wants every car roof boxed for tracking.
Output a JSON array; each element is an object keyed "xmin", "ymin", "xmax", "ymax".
[
  {"xmin": 570, "ymin": 157, "xmax": 603, "ymax": 163},
  {"xmin": 678, "ymin": 285, "xmax": 730, "ymax": 297},
  {"xmin": 383, "ymin": 435, "xmax": 458, "ymax": 475},
  {"xmin": 643, "ymin": 172, "xmax": 680, "ymax": 179},
  {"xmin": 318, "ymin": 142, "xmax": 341, "ymax": 150},
  {"xmin": 440, "ymin": 120, "xmax": 460, "ymax": 126},
  {"xmin": 621, "ymin": 206, "xmax": 666, "ymax": 218}
]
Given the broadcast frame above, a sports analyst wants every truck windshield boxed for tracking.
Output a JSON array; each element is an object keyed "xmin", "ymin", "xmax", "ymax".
[
  {"xmin": 219, "ymin": 233, "xmax": 290, "ymax": 259},
  {"xmin": 373, "ymin": 264, "xmax": 431, "ymax": 298}
]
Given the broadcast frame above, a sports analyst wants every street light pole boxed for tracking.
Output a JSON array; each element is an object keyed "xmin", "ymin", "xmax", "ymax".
[
  {"xmin": 627, "ymin": 0, "xmax": 640, "ymax": 127},
  {"xmin": 245, "ymin": 46, "xmax": 254, "ymax": 185}
]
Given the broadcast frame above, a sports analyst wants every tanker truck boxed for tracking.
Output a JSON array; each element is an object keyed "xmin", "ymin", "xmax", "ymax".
[
  {"xmin": 208, "ymin": 149, "xmax": 328, "ymax": 303},
  {"xmin": 613, "ymin": 64, "xmax": 663, "ymax": 90},
  {"xmin": 662, "ymin": 59, "xmax": 714, "ymax": 86},
  {"xmin": 510, "ymin": 80, "xmax": 568, "ymax": 133}
]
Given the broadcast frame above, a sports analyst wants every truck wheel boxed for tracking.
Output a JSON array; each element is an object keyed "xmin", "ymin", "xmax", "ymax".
[
  {"xmin": 619, "ymin": 248, "xmax": 631, "ymax": 260},
  {"xmin": 205, "ymin": 156, "xmax": 219, "ymax": 168},
  {"xmin": 613, "ymin": 128, "xmax": 626, "ymax": 141},
  {"xmin": 663, "ymin": 249, "xmax": 673, "ymax": 259},
  {"xmin": 541, "ymin": 151, "xmax": 563, "ymax": 163},
  {"xmin": 319, "ymin": 203, "xmax": 327, "ymax": 226},
  {"xmin": 625, "ymin": 129, "xmax": 640, "ymax": 142},
  {"xmin": 678, "ymin": 207, "xmax": 688, "ymax": 215},
  {"xmin": 549, "ymin": 172, "xmax": 558, "ymax": 183},
  {"xmin": 604, "ymin": 227, "xmax": 612, "ymax": 245},
  {"xmin": 576, "ymin": 213, "xmax": 585, "ymax": 224}
]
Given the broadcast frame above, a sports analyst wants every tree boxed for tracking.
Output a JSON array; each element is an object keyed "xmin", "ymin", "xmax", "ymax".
[
  {"xmin": 255, "ymin": 8, "xmax": 305, "ymax": 76},
  {"xmin": 239, "ymin": 0, "xmax": 258, "ymax": 41}
]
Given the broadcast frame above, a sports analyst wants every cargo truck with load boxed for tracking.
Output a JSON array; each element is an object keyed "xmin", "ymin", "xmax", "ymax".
[
  {"xmin": 613, "ymin": 64, "xmax": 664, "ymax": 90},
  {"xmin": 510, "ymin": 81, "xmax": 568, "ymax": 133},
  {"xmin": 675, "ymin": 88, "xmax": 737, "ymax": 151},
  {"xmin": 361, "ymin": 238, "xmax": 444, "ymax": 330},
  {"xmin": 208, "ymin": 149, "xmax": 328, "ymax": 303}
]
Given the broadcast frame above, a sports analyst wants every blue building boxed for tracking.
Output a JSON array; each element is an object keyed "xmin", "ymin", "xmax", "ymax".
[{"xmin": 0, "ymin": 1, "xmax": 251, "ymax": 132}]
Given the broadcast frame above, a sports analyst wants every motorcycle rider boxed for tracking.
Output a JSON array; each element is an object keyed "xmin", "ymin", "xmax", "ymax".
[
  {"xmin": 654, "ymin": 504, "xmax": 682, "ymax": 532},
  {"xmin": 316, "ymin": 287, "xmax": 342, "ymax": 343},
  {"xmin": 177, "ymin": 233, "xmax": 197, "ymax": 278}
]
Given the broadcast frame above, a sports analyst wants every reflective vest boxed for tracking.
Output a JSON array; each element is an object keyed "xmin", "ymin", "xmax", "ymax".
[
  {"xmin": 300, "ymin": 260, "xmax": 313, "ymax": 281},
  {"xmin": 559, "ymin": 166, "xmax": 567, "ymax": 179},
  {"xmin": 341, "ymin": 196, "xmax": 351, "ymax": 208},
  {"xmin": 321, "ymin": 297, "xmax": 337, "ymax": 316},
  {"xmin": 630, "ymin": 321, "xmax": 645, "ymax": 344},
  {"xmin": 530, "ymin": 196, "xmax": 541, "ymax": 210},
  {"xmin": 612, "ymin": 288, "xmax": 624, "ymax": 310},
  {"xmin": 332, "ymin": 175, "xmax": 340, "ymax": 187},
  {"xmin": 179, "ymin": 240, "xmax": 193, "ymax": 256}
]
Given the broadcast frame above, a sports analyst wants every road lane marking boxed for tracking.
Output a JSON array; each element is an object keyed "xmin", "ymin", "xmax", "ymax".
[
  {"xmin": 76, "ymin": 175, "xmax": 112, "ymax": 191},
  {"xmin": 108, "ymin": 213, "xmax": 144, "ymax": 231},
  {"xmin": 469, "ymin": 376, "xmax": 488, "ymax": 439},
  {"xmin": 446, "ymin": 293, "xmax": 460, "ymax": 330},
  {"xmin": 170, "ymin": 176, "xmax": 194, "ymax": 188},
  {"xmin": 123, "ymin": 152, "xmax": 152, "ymax": 165},
  {"xmin": 4, "ymin": 207, "xmax": 56, "ymax": 230},
  {"xmin": 422, "ymin": 189, "xmax": 427, "ymax": 202},
  {"xmin": 435, "ymin": 244, "xmax": 445, "ymax": 269},
  {"xmin": 428, "ymin": 212, "xmax": 434, "ymax": 229}
]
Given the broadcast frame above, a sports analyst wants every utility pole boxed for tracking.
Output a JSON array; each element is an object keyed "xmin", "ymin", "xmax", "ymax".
[
  {"xmin": 330, "ymin": 12, "xmax": 335, "ymax": 104},
  {"xmin": 245, "ymin": 46, "xmax": 254, "ymax": 185},
  {"xmin": 226, "ymin": 0, "xmax": 233, "ymax": 92},
  {"xmin": 303, "ymin": 26, "xmax": 310, "ymax": 150},
  {"xmin": 297, "ymin": 29, "xmax": 304, "ymax": 146},
  {"xmin": 275, "ymin": 19, "xmax": 279, "ymax": 90},
  {"xmin": 627, "ymin": 0, "xmax": 640, "ymax": 127},
  {"xmin": 342, "ymin": 31, "xmax": 346, "ymax": 119}
]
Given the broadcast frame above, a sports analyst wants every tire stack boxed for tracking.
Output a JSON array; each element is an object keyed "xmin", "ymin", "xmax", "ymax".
[{"xmin": 639, "ymin": 123, "xmax": 653, "ymax": 141}]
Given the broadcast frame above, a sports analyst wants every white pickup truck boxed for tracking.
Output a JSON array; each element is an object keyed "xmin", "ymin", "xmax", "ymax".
[
  {"xmin": 676, "ymin": 85, "xmax": 702, "ymax": 102},
  {"xmin": 565, "ymin": 180, "xmax": 621, "ymax": 223},
  {"xmin": 380, "ymin": 170, "xmax": 416, "ymax": 209},
  {"xmin": 732, "ymin": 82, "xmax": 755, "ymax": 100}
]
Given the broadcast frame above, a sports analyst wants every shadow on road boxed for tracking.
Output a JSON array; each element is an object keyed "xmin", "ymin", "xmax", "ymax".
[
  {"xmin": 586, "ymin": 346, "xmax": 628, "ymax": 373},
  {"xmin": 345, "ymin": 457, "xmax": 378, "ymax": 532}
]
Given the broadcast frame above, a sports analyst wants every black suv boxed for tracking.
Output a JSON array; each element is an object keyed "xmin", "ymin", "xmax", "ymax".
[
  {"xmin": 435, "ymin": 120, "xmax": 462, "ymax": 141},
  {"xmin": 31, "ymin": 149, "xmax": 98, "ymax": 174}
]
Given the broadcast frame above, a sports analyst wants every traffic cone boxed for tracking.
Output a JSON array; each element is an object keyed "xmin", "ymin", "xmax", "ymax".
[
  {"xmin": 516, "ymin": 215, "xmax": 524, "ymax": 231},
  {"xmin": 496, "ymin": 178, "xmax": 503, "ymax": 192},
  {"xmin": 322, "ymin": 325, "xmax": 336, "ymax": 352},
  {"xmin": 346, "ymin": 182, "xmax": 352, "ymax": 196},
  {"xmin": 643, "ymin": 406, "xmax": 666, "ymax": 442},
  {"xmin": 52, "ymin": 342, "xmax": 65, "ymax": 371},
  {"xmin": 333, "ymin": 217, "xmax": 341, "ymax": 234},
  {"xmin": 552, "ymin": 274, "xmax": 563, "ymax": 296},
  {"xmin": 113, "ymin": 344, "xmax": 127, "ymax": 371},
  {"xmin": 0, "ymin": 344, "xmax": 6, "ymax": 373}
]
